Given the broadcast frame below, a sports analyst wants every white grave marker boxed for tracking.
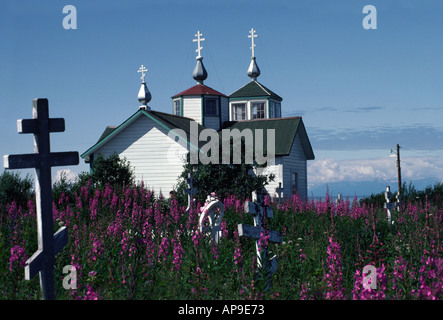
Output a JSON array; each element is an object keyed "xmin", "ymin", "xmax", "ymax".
[
  {"xmin": 199, "ymin": 193, "xmax": 225, "ymax": 244},
  {"xmin": 3, "ymin": 98, "xmax": 79, "ymax": 300}
]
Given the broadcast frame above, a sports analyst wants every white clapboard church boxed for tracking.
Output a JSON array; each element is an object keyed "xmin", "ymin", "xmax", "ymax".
[{"xmin": 81, "ymin": 29, "xmax": 314, "ymax": 199}]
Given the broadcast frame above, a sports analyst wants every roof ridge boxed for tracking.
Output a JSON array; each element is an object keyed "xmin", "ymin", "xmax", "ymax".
[
  {"xmin": 227, "ymin": 81, "xmax": 252, "ymax": 96},
  {"xmin": 255, "ymin": 81, "xmax": 271, "ymax": 96}
]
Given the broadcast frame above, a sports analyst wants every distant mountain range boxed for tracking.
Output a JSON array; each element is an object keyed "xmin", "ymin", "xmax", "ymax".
[{"xmin": 308, "ymin": 178, "xmax": 441, "ymax": 199}]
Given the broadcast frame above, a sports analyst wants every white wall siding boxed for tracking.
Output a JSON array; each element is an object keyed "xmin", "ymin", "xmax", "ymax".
[
  {"xmin": 183, "ymin": 96, "xmax": 202, "ymax": 125},
  {"xmin": 93, "ymin": 115, "xmax": 188, "ymax": 198},
  {"xmin": 281, "ymin": 134, "xmax": 308, "ymax": 200},
  {"xmin": 257, "ymin": 160, "xmax": 283, "ymax": 199}
]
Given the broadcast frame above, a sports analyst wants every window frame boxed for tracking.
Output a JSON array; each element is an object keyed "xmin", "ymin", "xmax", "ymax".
[
  {"xmin": 204, "ymin": 98, "xmax": 219, "ymax": 116},
  {"xmin": 173, "ymin": 99, "xmax": 181, "ymax": 116},
  {"xmin": 251, "ymin": 101, "xmax": 266, "ymax": 120},
  {"xmin": 231, "ymin": 102, "xmax": 247, "ymax": 121},
  {"xmin": 291, "ymin": 172, "xmax": 298, "ymax": 196}
]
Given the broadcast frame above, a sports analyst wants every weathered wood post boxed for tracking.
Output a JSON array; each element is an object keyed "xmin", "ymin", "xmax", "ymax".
[
  {"xmin": 237, "ymin": 191, "xmax": 282, "ymax": 290},
  {"xmin": 3, "ymin": 98, "xmax": 79, "ymax": 300}
]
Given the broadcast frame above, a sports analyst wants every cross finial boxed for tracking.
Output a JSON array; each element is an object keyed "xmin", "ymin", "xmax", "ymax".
[
  {"xmin": 193, "ymin": 30, "xmax": 205, "ymax": 59},
  {"xmin": 138, "ymin": 65, "xmax": 148, "ymax": 83},
  {"xmin": 248, "ymin": 28, "xmax": 258, "ymax": 57}
]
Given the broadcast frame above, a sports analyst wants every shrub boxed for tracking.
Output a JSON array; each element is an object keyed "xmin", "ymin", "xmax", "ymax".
[{"xmin": 0, "ymin": 170, "xmax": 33, "ymax": 209}]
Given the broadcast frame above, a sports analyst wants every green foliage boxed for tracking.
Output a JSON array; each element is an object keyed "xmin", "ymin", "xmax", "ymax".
[
  {"xmin": 360, "ymin": 180, "xmax": 443, "ymax": 207},
  {"xmin": 176, "ymin": 137, "xmax": 274, "ymax": 204},
  {"xmin": 1, "ymin": 176, "xmax": 442, "ymax": 300},
  {"xmin": 90, "ymin": 153, "xmax": 135, "ymax": 188},
  {"xmin": 0, "ymin": 170, "xmax": 33, "ymax": 209}
]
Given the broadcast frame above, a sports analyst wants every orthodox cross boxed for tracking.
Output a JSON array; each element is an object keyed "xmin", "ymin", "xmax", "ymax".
[
  {"xmin": 248, "ymin": 28, "xmax": 258, "ymax": 57},
  {"xmin": 3, "ymin": 98, "xmax": 79, "ymax": 300},
  {"xmin": 238, "ymin": 191, "xmax": 282, "ymax": 289},
  {"xmin": 383, "ymin": 186, "xmax": 395, "ymax": 225},
  {"xmin": 138, "ymin": 65, "xmax": 148, "ymax": 83},
  {"xmin": 185, "ymin": 172, "xmax": 198, "ymax": 211},
  {"xmin": 193, "ymin": 30, "xmax": 205, "ymax": 59},
  {"xmin": 275, "ymin": 182, "xmax": 283, "ymax": 203}
]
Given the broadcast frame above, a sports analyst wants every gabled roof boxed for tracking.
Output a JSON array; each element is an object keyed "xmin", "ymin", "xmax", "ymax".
[
  {"xmin": 81, "ymin": 109, "xmax": 206, "ymax": 160},
  {"xmin": 221, "ymin": 117, "xmax": 314, "ymax": 159},
  {"xmin": 172, "ymin": 83, "xmax": 227, "ymax": 98},
  {"xmin": 229, "ymin": 80, "xmax": 283, "ymax": 101}
]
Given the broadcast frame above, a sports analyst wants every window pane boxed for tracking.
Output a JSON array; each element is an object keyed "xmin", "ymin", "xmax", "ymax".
[
  {"xmin": 205, "ymin": 99, "xmax": 217, "ymax": 116},
  {"xmin": 232, "ymin": 103, "xmax": 246, "ymax": 120},
  {"xmin": 252, "ymin": 102, "xmax": 265, "ymax": 119},
  {"xmin": 174, "ymin": 100, "xmax": 180, "ymax": 115},
  {"xmin": 292, "ymin": 172, "xmax": 298, "ymax": 195}
]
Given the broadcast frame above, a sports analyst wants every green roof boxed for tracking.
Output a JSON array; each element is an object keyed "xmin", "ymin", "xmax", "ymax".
[
  {"xmin": 221, "ymin": 117, "xmax": 314, "ymax": 159},
  {"xmin": 229, "ymin": 80, "xmax": 283, "ymax": 101}
]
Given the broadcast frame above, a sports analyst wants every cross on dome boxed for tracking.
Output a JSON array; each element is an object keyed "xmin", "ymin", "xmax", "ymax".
[
  {"xmin": 248, "ymin": 28, "xmax": 258, "ymax": 57},
  {"xmin": 138, "ymin": 65, "xmax": 148, "ymax": 83},
  {"xmin": 193, "ymin": 30, "xmax": 205, "ymax": 59}
]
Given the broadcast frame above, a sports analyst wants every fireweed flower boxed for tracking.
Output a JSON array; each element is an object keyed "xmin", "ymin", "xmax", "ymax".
[
  {"xmin": 158, "ymin": 237, "xmax": 170, "ymax": 263},
  {"xmin": 84, "ymin": 284, "xmax": 98, "ymax": 300},
  {"xmin": 417, "ymin": 256, "xmax": 443, "ymax": 299},
  {"xmin": 9, "ymin": 245, "xmax": 28, "ymax": 271},
  {"xmin": 171, "ymin": 238, "xmax": 184, "ymax": 271},
  {"xmin": 323, "ymin": 237, "xmax": 346, "ymax": 300},
  {"xmin": 258, "ymin": 229, "xmax": 269, "ymax": 253},
  {"xmin": 89, "ymin": 234, "xmax": 103, "ymax": 262}
]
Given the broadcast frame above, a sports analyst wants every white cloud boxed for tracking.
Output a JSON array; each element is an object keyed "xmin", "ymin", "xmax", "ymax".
[
  {"xmin": 53, "ymin": 169, "xmax": 78, "ymax": 184},
  {"xmin": 308, "ymin": 156, "xmax": 443, "ymax": 188}
]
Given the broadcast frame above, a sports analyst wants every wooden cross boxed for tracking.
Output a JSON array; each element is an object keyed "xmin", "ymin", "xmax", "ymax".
[
  {"xmin": 138, "ymin": 65, "xmax": 148, "ymax": 83},
  {"xmin": 238, "ymin": 191, "xmax": 282, "ymax": 289},
  {"xmin": 185, "ymin": 172, "xmax": 198, "ymax": 211},
  {"xmin": 336, "ymin": 193, "xmax": 342, "ymax": 204},
  {"xmin": 248, "ymin": 28, "xmax": 258, "ymax": 57},
  {"xmin": 383, "ymin": 186, "xmax": 395, "ymax": 225},
  {"xmin": 275, "ymin": 182, "xmax": 283, "ymax": 203},
  {"xmin": 193, "ymin": 30, "xmax": 205, "ymax": 59},
  {"xmin": 3, "ymin": 98, "xmax": 79, "ymax": 300}
]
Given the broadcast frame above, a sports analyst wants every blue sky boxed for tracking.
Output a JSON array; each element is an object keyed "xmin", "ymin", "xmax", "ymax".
[{"xmin": 1, "ymin": 0, "xmax": 443, "ymax": 196}]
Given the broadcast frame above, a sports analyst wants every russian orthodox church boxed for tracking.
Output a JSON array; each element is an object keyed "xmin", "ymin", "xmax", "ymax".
[{"xmin": 81, "ymin": 29, "xmax": 314, "ymax": 199}]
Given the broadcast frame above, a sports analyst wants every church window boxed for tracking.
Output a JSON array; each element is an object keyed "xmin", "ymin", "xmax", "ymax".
[
  {"xmin": 251, "ymin": 102, "xmax": 265, "ymax": 119},
  {"xmin": 173, "ymin": 99, "xmax": 181, "ymax": 116},
  {"xmin": 232, "ymin": 103, "xmax": 246, "ymax": 120},
  {"xmin": 269, "ymin": 101, "xmax": 275, "ymax": 118},
  {"xmin": 292, "ymin": 172, "xmax": 298, "ymax": 195},
  {"xmin": 275, "ymin": 102, "xmax": 281, "ymax": 118},
  {"xmin": 204, "ymin": 98, "xmax": 218, "ymax": 116}
]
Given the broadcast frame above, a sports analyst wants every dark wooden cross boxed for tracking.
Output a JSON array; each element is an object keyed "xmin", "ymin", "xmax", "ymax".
[
  {"xmin": 3, "ymin": 98, "xmax": 79, "ymax": 300},
  {"xmin": 184, "ymin": 172, "xmax": 198, "ymax": 211},
  {"xmin": 238, "ymin": 192, "xmax": 282, "ymax": 289}
]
